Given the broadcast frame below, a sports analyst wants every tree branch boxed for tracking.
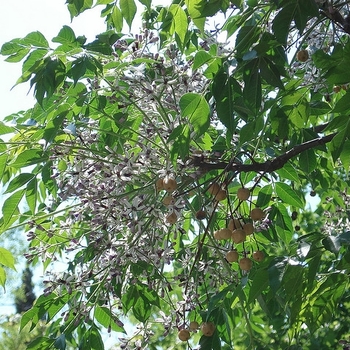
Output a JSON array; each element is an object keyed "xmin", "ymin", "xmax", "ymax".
[{"xmin": 194, "ymin": 133, "xmax": 336, "ymax": 173}]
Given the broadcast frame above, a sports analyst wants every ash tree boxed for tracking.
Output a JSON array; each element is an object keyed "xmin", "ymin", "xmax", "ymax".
[{"xmin": 1, "ymin": 0, "xmax": 350, "ymax": 349}]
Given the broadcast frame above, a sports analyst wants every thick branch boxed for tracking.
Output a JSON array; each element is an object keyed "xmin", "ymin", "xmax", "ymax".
[{"xmin": 195, "ymin": 133, "xmax": 336, "ymax": 173}]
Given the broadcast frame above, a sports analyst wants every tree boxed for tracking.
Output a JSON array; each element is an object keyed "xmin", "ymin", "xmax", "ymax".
[
  {"xmin": 15, "ymin": 267, "xmax": 36, "ymax": 314},
  {"xmin": 1, "ymin": 0, "xmax": 350, "ymax": 349}
]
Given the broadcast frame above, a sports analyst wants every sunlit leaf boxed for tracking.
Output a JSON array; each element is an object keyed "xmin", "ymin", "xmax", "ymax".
[
  {"xmin": 1, "ymin": 189, "xmax": 25, "ymax": 228},
  {"xmin": 22, "ymin": 31, "xmax": 49, "ymax": 48},
  {"xmin": 275, "ymin": 182, "xmax": 304, "ymax": 208},
  {"xmin": 169, "ymin": 4, "xmax": 188, "ymax": 45},
  {"xmin": 120, "ymin": 0, "xmax": 137, "ymax": 28},
  {"xmin": 52, "ymin": 25, "xmax": 77, "ymax": 45},
  {"xmin": 0, "ymin": 266, "xmax": 6, "ymax": 290},
  {"xmin": 4, "ymin": 173, "xmax": 35, "ymax": 194},
  {"xmin": 0, "ymin": 247, "xmax": 16, "ymax": 270},
  {"xmin": 179, "ymin": 92, "xmax": 210, "ymax": 137},
  {"xmin": 94, "ymin": 306, "xmax": 125, "ymax": 333}
]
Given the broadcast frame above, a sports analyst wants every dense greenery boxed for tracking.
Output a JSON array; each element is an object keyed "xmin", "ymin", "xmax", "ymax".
[{"xmin": 1, "ymin": 0, "xmax": 350, "ymax": 349}]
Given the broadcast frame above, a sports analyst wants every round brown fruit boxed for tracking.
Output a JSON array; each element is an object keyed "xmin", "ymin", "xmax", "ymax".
[
  {"xmin": 219, "ymin": 228, "xmax": 232, "ymax": 239},
  {"xmin": 178, "ymin": 329, "xmax": 191, "ymax": 341},
  {"xmin": 253, "ymin": 250, "xmax": 265, "ymax": 262},
  {"xmin": 189, "ymin": 321, "xmax": 199, "ymax": 331},
  {"xmin": 333, "ymin": 85, "xmax": 341, "ymax": 93},
  {"xmin": 228, "ymin": 218, "xmax": 242, "ymax": 231},
  {"xmin": 250, "ymin": 208, "xmax": 265, "ymax": 221},
  {"xmin": 195, "ymin": 210, "xmax": 206, "ymax": 220},
  {"xmin": 239, "ymin": 257, "xmax": 253, "ymax": 271},
  {"xmin": 232, "ymin": 229, "xmax": 246, "ymax": 244},
  {"xmin": 163, "ymin": 177, "xmax": 177, "ymax": 192},
  {"xmin": 214, "ymin": 228, "xmax": 232, "ymax": 240},
  {"xmin": 297, "ymin": 49, "xmax": 309, "ymax": 62},
  {"xmin": 214, "ymin": 230, "xmax": 223, "ymax": 240},
  {"xmin": 226, "ymin": 250, "xmax": 239, "ymax": 263},
  {"xmin": 243, "ymin": 223, "xmax": 254, "ymax": 235},
  {"xmin": 207, "ymin": 182, "xmax": 220, "ymax": 196},
  {"xmin": 215, "ymin": 189, "xmax": 227, "ymax": 201},
  {"xmin": 201, "ymin": 322, "xmax": 216, "ymax": 337},
  {"xmin": 162, "ymin": 195, "xmax": 174, "ymax": 206},
  {"xmin": 166, "ymin": 212, "xmax": 178, "ymax": 224},
  {"xmin": 237, "ymin": 187, "xmax": 250, "ymax": 201},
  {"xmin": 156, "ymin": 178, "xmax": 164, "ymax": 191}
]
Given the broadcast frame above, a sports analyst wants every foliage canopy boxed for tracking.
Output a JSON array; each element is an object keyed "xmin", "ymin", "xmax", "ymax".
[{"xmin": 1, "ymin": 0, "xmax": 350, "ymax": 349}]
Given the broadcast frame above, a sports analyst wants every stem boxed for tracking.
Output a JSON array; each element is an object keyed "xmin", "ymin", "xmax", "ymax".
[
  {"xmin": 194, "ymin": 132, "xmax": 336, "ymax": 173},
  {"xmin": 239, "ymin": 294, "xmax": 255, "ymax": 348}
]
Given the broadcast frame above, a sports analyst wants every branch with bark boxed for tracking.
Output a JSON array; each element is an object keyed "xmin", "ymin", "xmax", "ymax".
[{"xmin": 193, "ymin": 132, "xmax": 336, "ymax": 173}]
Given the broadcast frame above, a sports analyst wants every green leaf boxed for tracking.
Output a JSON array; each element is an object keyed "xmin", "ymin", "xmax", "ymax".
[
  {"xmin": 185, "ymin": 0, "xmax": 205, "ymax": 32},
  {"xmin": 133, "ymin": 294, "xmax": 151, "ymax": 322},
  {"xmin": 179, "ymin": 93, "xmax": 210, "ymax": 137},
  {"xmin": 10, "ymin": 149, "xmax": 46, "ymax": 168},
  {"xmin": 169, "ymin": 4, "xmax": 188, "ymax": 46},
  {"xmin": 89, "ymin": 326, "xmax": 104, "ymax": 350},
  {"xmin": 69, "ymin": 56, "xmax": 87, "ymax": 85},
  {"xmin": 259, "ymin": 57, "xmax": 284, "ymax": 89},
  {"xmin": 332, "ymin": 90, "xmax": 350, "ymax": 113},
  {"xmin": 67, "ymin": 0, "xmax": 93, "ymax": 19},
  {"xmin": 249, "ymin": 268, "xmax": 269, "ymax": 303},
  {"xmin": 0, "ymin": 153, "xmax": 8, "ymax": 181},
  {"xmin": 322, "ymin": 235, "xmax": 341, "ymax": 254},
  {"xmin": 84, "ymin": 40, "xmax": 113, "ymax": 55},
  {"xmin": 199, "ymin": 331, "xmax": 222, "ymax": 350},
  {"xmin": 192, "ymin": 50, "xmax": 213, "ymax": 70},
  {"xmin": 54, "ymin": 335, "xmax": 66, "ymax": 350},
  {"xmin": 23, "ymin": 31, "xmax": 49, "ymax": 48},
  {"xmin": 0, "ymin": 39, "xmax": 24, "ymax": 56},
  {"xmin": 120, "ymin": 0, "xmax": 137, "ymax": 28},
  {"xmin": 276, "ymin": 162, "xmax": 300, "ymax": 182},
  {"xmin": 170, "ymin": 125, "xmax": 190, "ymax": 162},
  {"xmin": 268, "ymin": 257, "xmax": 287, "ymax": 293},
  {"xmin": 21, "ymin": 48, "xmax": 48, "ymax": 74},
  {"xmin": 212, "ymin": 71, "xmax": 237, "ymax": 134},
  {"xmin": 96, "ymin": 0, "xmax": 114, "ymax": 4},
  {"xmin": 5, "ymin": 47, "xmax": 31, "ymax": 62},
  {"xmin": 236, "ymin": 26, "xmax": 261, "ymax": 55},
  {"xmin": 4, "ymin": 173, "xmax": 35, "ymax": 194},
  {"xmin": 0, "ymin": 266, "xmax": 6, "ymax": 290},
  {"xmin": 26, "ymin": 177, "xmax": 38, "ymax": 214},
  {"xmin": 339, "ymin": 140, "xmax": 350, "ymax": 169},
  {"xmin": 1, "ymin": 189, "xmax": 25, "ymax": 228},
  {"xmin": 52, "ymin": 25, "xmax": 77, "ymax": 45},
  {"xmin": 243, "ymin": 59, "xmax": 261, "ymax": 112},
  {"xmin": 0, "ymin": 247, "xmax": 16, "ymax": 270},
  {"xmin": 94, "ymin": 306, "xmax": 125, "ymax": 333},
  {"xmin": 239, "ymin": 121, "xmax": 256, "ymax": 145},
  {"xmin": 272, "ymin": 1, "xmax": 318, "ymax": 44},
  {"xmin": 329, "ymin": 120, "xmax": 350, "ymax": 161},
  {"xmin": 0, "ymin": 121, "xmax": 15, "ymax": 135},
  {"xmin": 26, "ymin": 337, "xmax": 55, "ymax": 350},
  {"xmin": 274, "ymin": 203, "xmax": 294, "ymax": 244},
  {"xmin": 275, "ymin": 182, "xmax": 304, "ymax": 208},
  {"xmin": 309, "ymin": 101, "xmax": 331, "ymax": 116},
  {"xmin": 256, "ymin": 184, "xmax": 272, "ymax": 208},
  {"xmin": 111, "ymin": 5, "xmax": 123, "ymax": 32},
  {"xmin": 299, "ymin": 149, "xmax": 317, "ymax": 173}
]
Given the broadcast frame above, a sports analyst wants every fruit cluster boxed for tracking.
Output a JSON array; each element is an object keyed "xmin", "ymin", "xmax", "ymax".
[
  {"xmin": 178, "ymin": 321, "xmax": 216, "ymax": 342},
  {"xmin": 208, "ymin": 183, "xmax": 266, "ymax": 271},
  {"xmin": 156, "ymin": 175, "xmax": 179, "ymax": 224}
]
